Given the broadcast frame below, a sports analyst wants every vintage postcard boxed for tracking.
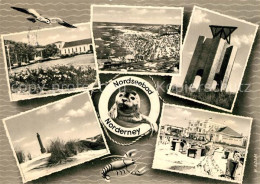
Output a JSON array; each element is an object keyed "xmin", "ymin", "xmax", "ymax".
[
  {"xmin": 91, "ymin": 5, "xmax": 183, "ymax": 76},
  {"xmin": 153, "ymin": 104, "xmax": 252, "ymax": 183},
  {"xmin": 168, "ymin": 6, "xmax": 258, "ymax": 112},
  {"xmin": 1, "ymin": 22, "xmax": 100, "ymax": 101},
  {"xmin": 3, "ymin": 92, "xmax": 109, "ymax": 183}
]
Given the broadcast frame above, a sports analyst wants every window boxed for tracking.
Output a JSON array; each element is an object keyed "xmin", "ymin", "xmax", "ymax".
[
  {"xmin": 68, "ymin": 49, "xmax": 70, "ymax": 53},
  {"xmin": 76, "ymin": 47, "xmax": 77, "ymax": 52},
  {"xmin": 65, "ymin": 49, "xmax": 66, "ymax": 54},
  {"xmin": 200, "ymin": 123, "xmax": 202, "ymax": 126},
  {"xmin": 72, "ymin": 48, "xmax": 74, "ymax": 52},
  {"xmin": 80, "ymin": 47, "xmax": 82, "ymax": 52}
]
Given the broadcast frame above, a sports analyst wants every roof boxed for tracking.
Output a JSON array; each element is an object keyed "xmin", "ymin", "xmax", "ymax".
[
  {"xmin": 216, "ymin": 126, "xmax": 242, "ymax": 138},
  {"xmin": 63, "ymin": 39, "xmax": 92, "ymax": 48},
  {"xmin": 53, "ymin": 41, "xmax": 63, "ymax": 43}
]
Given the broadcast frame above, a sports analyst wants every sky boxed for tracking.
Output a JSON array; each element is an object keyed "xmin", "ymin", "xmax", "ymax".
[
  {"xmin": 3, "ymin": 23, "xmax": 91, "ymax": 46},
  {"xmin": 4, "ymin": 93, "xmax": 103, "ymax": 158},
  {"xmin": 92, "ymin": 6, "xmax": 182, "ymax": 25},
  {"xmin": 161, "ymin": 105, "xmax": 252, "ymax": 137},
  {"xmin": 171, "ymin": 7, "xmax": 258, "ymax": 93}
]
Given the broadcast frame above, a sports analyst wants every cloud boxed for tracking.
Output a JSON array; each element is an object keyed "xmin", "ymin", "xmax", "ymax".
[
  {"xmin": 69, "ymin": 35, "xmax": 78, "ymax": 40},
  {"xmin": 174, "ymin": 107, "xmax": 192, "ymax": 118},
  {"xmin": 47, "ymin": 34, "xmax": 60, "ymax": 40},
  {"xmin": 182, "ymin": 110, "xmax": 192, "ymax": 116},
  {"xmin": 151, "ymin": 9, "xmax": 166, "ymax": 14},
  {"xmin": 23, "ymin": 140, "xmax": 37, "ymax": 147},
  {"xmin": 131, "ymin": 8, "xmax": 148, "ymax": 15},
  {"xmin": 66, "ymin": 101, "xmax": 92, "ymax": 117},
  {"xmin": 36, "ymin": 107, "xmax": 50, "ymax": 115},
  {"xmin": 58, "ymin": 117, "xmax": 71, "ymax": 124},
  {"xmin": 164, "ymin": 107, "xmax": 192, "ymax": 122},
  {"xmin": 233, "ymin": 62, "xmax": 242, "ymax": 69},
  {"xmin": 37, "ymin": 98, "xmax": 72, "ymax": 116},
  {"xmin": 232, "ymin": 34, "xmax": 254, "ymax": 48},
  {"xmin": 224, "ymin": 119, "xmax": 241, "ymax": 130},
  {"xmin": 45, "ymin": 137, "xmax": 52, "ymax": 140},
  {"xmin": 66, "ymin": 24, "xmax": 89, "ymax": 34},
  {"xmin": 225, "ymin": 120, "xmax": 236, "ymax": 125},
  {"xmin": 166, "ymin": 15, "xmax": 181, "ymax": 23},
  {"xmin": 65, "ymin": 128, "xmax": 75, "ymax": 134},
  {"xmin": 166, "ymin": 116, "xmax": 177, "ymax": 121},
  {"xmin": 107, "ymin": 10, "xmax": 118, "ymax": 13},
  {"xmin": 53, "ymin": 98, "xmax": 72, "ymax": 111},
  {"xmin": 21, "ymin": 38, "xmax": 27, "ymax": 43},
  {"xmin": 173, "ymin": 15, "xmax": 181, "ymax": 21},
  {"xmin": 82, "ymin": 122, "xmax": 95, "ymax": 127},
  {"xmin": 186, "ymin": 51, "xmax": 193, "ymax": 55},
  {"xmin": 13, "ymin": 137, "xmax": 26, "ymax": 144},
  {"xmin": 78, "ymin": 25, "xmax": 89, "ymax": 32},
  {"xmin": 192, "ymin": 9, "xmax": 210, "ymax": 24}
]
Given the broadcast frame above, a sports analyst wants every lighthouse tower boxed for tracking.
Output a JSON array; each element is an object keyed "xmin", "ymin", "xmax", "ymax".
[{"xmin": 37, "ymin": 133, "xmax": 46, "ymax": 154}]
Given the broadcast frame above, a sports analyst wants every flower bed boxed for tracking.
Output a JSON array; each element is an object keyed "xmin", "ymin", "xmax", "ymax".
[{"xmin": 9, "ymin": 65, "xmax": 96, "ymax": 94}]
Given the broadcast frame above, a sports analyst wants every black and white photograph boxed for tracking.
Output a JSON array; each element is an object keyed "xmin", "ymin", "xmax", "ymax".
[
  {"xmin": 3, "ymin": 92, "xmax": 109, "ymax": 183},
  {"xmin": 91, "ymin": 5, "xmax": 183, "ymax": 75},
  {"xmin": 153, "ymin": 104, "xmax": 252, "ymax": 183},
  {"xmin": 1, "ymin": 22, "xmax": 99, "ymax": 101},
  {"xmin": 168, "ymin": 6, "xmax": 258, "ymax": 112}
]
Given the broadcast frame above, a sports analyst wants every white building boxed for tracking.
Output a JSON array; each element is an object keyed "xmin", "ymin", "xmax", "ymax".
[
  {"xmin": 186, "ymin": 119, "xmax": 244, "ymax": 146},
  {"xmin": 214, "ymin": 126, "xmax": 243, "ymax": 146},
  {"xmin": 54, "ymin": 39, "xmax": 93, "ymax": 55},
  {"xmin": 187, "ymin": 119, "xmax": 224, "ymax": 140},
  {"xmin": 160, "ymin": 125, "xmax": 184, "ymax": 137}
]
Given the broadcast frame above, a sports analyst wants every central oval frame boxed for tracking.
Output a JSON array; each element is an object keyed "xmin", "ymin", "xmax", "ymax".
[{"xmin": 98, "ymin": 76, "xmax": 160, "ymax": 138}]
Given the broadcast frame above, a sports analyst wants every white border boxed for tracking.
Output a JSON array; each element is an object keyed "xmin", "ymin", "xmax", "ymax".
[
  {"xmin": 167, "ymin": 5, "xmax": 259, "ymax": 113},
  {"xmin": 1, "ymin": 22, "xmax": 101, "ymax": 102},
  {"xmin": 90, "ymin": 4, "xmax": 184, "ymax": 77},
  {"xmin": 98, "ymin": 76, "xmax": 160, "ymax": 137},
  {"xmin": 2, "ymin": 91, "xmax": 110, "ymax": 183},
  {"xmin": 152, "ymin": 103, "xmax": 253, "ymax": 184}
]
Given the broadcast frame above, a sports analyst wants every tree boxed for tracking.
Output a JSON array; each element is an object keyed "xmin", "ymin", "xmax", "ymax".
[
  {"xmin": 27, "ymin": 45, "xmax": 37, "ymax": 61},
  {"xmin": 14, "ymin": 43, "xmax": 23, "ymax": 67},
  {"xmin": 27, "ymin": 153, "xmax": 32, "ymax": 160},
  {"xmin": 42, "ymin": 44, "xmax": 59, "ymax": 58},
  {"xmin": 4, "ymin": 40, "xmax": 38, "ymax": 67},
  {"xmin": 15, "ymin": 149, "xmax": 25, "ymax": 164}
]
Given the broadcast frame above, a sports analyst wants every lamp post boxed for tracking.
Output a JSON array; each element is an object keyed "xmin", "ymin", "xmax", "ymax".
[{"xmin": 5, "ymin": 44, "xmax": 12, "ymax": 71}]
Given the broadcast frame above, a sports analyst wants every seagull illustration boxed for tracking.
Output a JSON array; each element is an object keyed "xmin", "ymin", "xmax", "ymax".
[{"xmin": 11, "ymin": 7, "xmax": 77, "ymax": 28}]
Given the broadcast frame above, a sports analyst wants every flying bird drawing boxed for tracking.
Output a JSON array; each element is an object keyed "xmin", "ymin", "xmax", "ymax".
[{"xmin": 11, "ymin": 7, "xmax": 77, "ymax": 28}]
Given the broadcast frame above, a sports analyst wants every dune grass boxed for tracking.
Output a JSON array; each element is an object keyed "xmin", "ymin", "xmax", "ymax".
[
  {"xmin": 171, "ymin": 86, "xmax": 236, "ymax": 109},
  {"xmin": 47, "ymin": 135, "xmax": 106, "ymax": 166}
]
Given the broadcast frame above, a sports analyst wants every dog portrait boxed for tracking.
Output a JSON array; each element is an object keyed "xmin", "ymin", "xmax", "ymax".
[{"xmin": 108, "ymin": 88, "xmax": 158, "ymax": 132}]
